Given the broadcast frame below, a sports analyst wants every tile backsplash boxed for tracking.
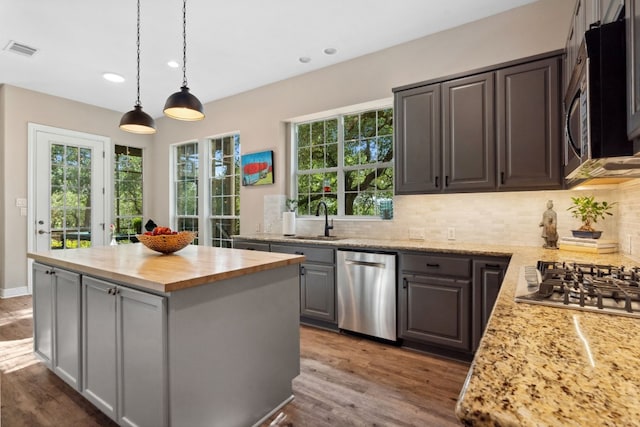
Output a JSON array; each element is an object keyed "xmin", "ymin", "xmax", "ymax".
[{"xmin": 265, "ymin": 180, "xmax": 640, "ymax": 256}]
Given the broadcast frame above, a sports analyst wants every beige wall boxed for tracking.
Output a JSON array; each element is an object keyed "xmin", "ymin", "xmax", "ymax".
[
  {"xmin": 0, "ymin": 85, "xmax": 152, "ymax": 294},
  {"xmin": 1, "ymin": 0, "xmax": 594, "ymax": 294},
  {"xmin": 150, "ymin": 0, "xmax": 575, "ymax": 233}
]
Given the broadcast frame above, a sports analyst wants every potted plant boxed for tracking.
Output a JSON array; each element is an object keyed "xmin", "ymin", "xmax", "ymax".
[
  {"xmin": 283, "ymin": 199, "xmax": 298, "ymax": 236},
  {"xmin": 567, "ymin": 195, "xmax": 616, "ymax": 239}
]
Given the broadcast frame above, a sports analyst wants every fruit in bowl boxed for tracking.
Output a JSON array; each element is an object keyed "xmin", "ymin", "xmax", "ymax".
[{"xmin": 137, "ymin": 227, "xmax": 196, "ymax": 254}]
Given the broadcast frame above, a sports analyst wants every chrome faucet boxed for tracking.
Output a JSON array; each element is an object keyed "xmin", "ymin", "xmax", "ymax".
[{"xmin": 315, "ymin": 201, "xmax": 334, "ymax": 237}]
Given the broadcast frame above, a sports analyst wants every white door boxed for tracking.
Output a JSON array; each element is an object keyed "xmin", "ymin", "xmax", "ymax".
[{"xmin": 29, "ymin": 124, "xmax": 108, "ymax": 252}]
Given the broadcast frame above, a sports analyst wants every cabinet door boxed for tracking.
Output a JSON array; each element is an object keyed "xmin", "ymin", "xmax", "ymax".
[
  {"xmin": 399, "ymin": 274, "xmax": 471, "ymax": 351},
  {"xmin": 53, "ymin": 268, "xmax": 81, "ymax": 390},
  {"xmin": 627, "ymin": 0, "xmax": 640, "ymax": 140},
  {"xmin": 496, "ymin": 57, "xmax": 562, "ymax": 190},
  {"xmin": 442, "ymin": 72, "xmax": 496, "ymax": 192},
  {"xmin": 33, "ymin": 263, "xmax": 53, "ymax": 367},
  {"xmin": 300, "ymin": 263, "xmax": 336, "ymax": 323},
  {"xmin": 82, "ymin": 276, "xmax": 118, "ymax": 421},
  {"xmin": 472, "ymin": 259, "xmax": 508, "ymax": 351},
  {"xmin": 118, "ymin": 287, "xmax": 168, "ymax": 427},
  {"xmin": 394, "ymin": 83, "xmax": 441, "ymax": 194}
]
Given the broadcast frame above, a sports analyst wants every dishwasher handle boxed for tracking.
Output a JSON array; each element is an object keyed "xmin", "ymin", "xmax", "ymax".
[{"xmin": 344, "ymin": 259, "xmax": 386, "ymax": 268}]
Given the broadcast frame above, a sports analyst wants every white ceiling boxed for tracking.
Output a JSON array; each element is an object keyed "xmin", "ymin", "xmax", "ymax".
[{"xmin": 0, "ymin": 0, "xmax": 535, "ymax": 118}]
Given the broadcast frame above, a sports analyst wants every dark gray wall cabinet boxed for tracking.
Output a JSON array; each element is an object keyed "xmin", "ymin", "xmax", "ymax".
[
  {"xmin": 394, "ymin": 53, "xmax": 562, "ymax": 195},
  {"xmin": 626, "ymin": 0, "xmax": 640, "ymax": 141},
  {"xmin": 497, "ymin": 57, "xmax": 562, "ymax": 189}
]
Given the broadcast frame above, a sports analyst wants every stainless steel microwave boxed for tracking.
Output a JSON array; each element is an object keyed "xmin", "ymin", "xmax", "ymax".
[{"xmin": 564, "ymin": 19, "xmax": 638, "ymax": 181}]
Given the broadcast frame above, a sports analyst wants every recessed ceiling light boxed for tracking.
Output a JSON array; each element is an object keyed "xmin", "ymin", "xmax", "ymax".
[
  {"xmin": 323, "ymin": 48, "xmax": 337, "ymax": 55},
  {"xmin": 103, "ymin": 72, "xmax": 125, "ymax": 83},
  {"xmin": 299, "ymin": 56, "xmax": 311, "ymax": 64},
  {"xmin": 167, "ymin": 60, "xmax": 180, "ymax": 68}
]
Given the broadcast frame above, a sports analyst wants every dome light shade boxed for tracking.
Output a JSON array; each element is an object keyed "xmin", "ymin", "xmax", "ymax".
[
  {"xmin": 120, "ymin": 105, "xmax": 156, "ymax": 134},
  {"xmin": 119, "ymin": 0, "xmax": 156, "ymax": 134},
  {"xmin": 164, "ymin": 0, "xmax": 205, "ymax": 121},
  {"xmin": 163, "ymin": 85, "xmax": 205, "ymax": 121}
]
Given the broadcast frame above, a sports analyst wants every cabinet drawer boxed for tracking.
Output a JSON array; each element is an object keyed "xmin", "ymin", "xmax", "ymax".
[
  {"xmin": 270, "ymin": 244, "xmax": 334, "ymax": 264},
  {"xmin": 400, "ymin": 253, "xmax": 470, "ymax": 278},
  {"xmin": 233, "ymin": 241, "xmax": 270, "ymax": 252}
]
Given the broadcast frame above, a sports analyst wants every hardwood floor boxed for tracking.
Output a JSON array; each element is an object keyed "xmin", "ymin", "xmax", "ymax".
[{"xmin": 0, "ymin": 296, "xmax": 469, "ymax": 426}]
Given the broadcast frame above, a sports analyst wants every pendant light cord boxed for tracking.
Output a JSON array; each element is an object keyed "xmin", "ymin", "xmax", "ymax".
[
  {"xmin": 135, "ymin": 0, "xmax": 141, "ymax": 107},
  {"xmin": 181, "ymin": 0, "xmax": 188, "ymax": 87}
]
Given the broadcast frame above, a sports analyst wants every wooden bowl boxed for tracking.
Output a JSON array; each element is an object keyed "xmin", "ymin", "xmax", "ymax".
[{"xmin": 137, "ymin": 231, "xmax": 196, "ymax": 254}]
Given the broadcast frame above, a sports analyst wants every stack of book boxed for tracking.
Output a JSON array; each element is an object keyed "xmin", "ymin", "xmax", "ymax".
[{"xmin": 558, "ymin": 236, "xmax": 618, "ymax": 254}]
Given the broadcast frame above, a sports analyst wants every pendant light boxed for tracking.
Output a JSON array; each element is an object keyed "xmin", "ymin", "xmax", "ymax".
[
  {"xmin": 163, "ymin": 0, "xmax": 205, "ymax": 121},
  {"xmin": 119, "ymin": 0, "xmax": 156, "ymax": 134}
]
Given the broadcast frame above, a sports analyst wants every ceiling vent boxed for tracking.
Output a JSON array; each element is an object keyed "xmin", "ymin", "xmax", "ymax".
[{"xmin": 4, "ymin": 40, "xmax": 38, "ymax": 57}]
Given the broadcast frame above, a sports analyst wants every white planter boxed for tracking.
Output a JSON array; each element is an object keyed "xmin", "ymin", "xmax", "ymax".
[{"xmin": 283, "ymin": 212, "xmax": 296, "ymax": 236}]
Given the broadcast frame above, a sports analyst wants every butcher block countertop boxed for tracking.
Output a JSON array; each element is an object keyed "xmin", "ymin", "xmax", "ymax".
[
  {"xmin": 235, "ymin": 234, "xmax": 640, "ymax": 426},
  {"xmin": 27, "ymin": 243, "xmax": 305, "ymax": 293}
]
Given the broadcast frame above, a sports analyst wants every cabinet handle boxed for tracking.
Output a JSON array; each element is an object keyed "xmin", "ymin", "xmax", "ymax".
[
  {"xmin": 403, "ymin": 277, "xmax": 408, "ymax": 289},
  {"xmin": 435, "ymin": 176, "xmax": 439, "ymax": 188},
  {"xmin": 300, "ymin": 266, "xmax": 305, "ymax": 276},
  {"xmin": 445, "ymin": 176, "xmax": 449, "ymax": 187},
  {"xmin": 295, "ymin": 251, "xmax": 304, "ymax": 255},
  {"xmin": 107, "ymin": 288, "xmax": 113, "ymax": 295},
  {"xmin": 500, "ymin": 172, "xmax": 505, "ymax": 185},
  {"xmin": 426, "ymin": 263, "xmax": 440, "ymax": 268}
]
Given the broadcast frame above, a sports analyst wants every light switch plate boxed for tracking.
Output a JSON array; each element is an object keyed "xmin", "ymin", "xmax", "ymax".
[
  {"xmin": 16, "ymin": 198, "xmax": 27, "ymax": 207},
  {"xmin": 447, "ymin": 227, "xmax": 456, "ymax": 240}
]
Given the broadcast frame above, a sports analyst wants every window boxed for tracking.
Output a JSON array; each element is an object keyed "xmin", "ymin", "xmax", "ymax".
[
  {"xmin": 172, "ymin": 134, "xmax": 241, "ymax": 248},
  {"xmin": 114, "ymin": 145, "xmax": 143, "ymax": 243},
  {"xmin": 174, "ymin": 142, "xmax": 199, "ymax": 243},
  {"xmin": 294, "ymin": 107, "xmax": 393, "ymax": 216},
  {"xmin": 209, "ymin": 135, "xmax": 240, "ymax": 248}
]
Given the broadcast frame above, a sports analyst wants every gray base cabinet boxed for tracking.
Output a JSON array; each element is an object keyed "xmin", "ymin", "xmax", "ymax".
[
  {"xmin": 400, "ymin": 274, "xmax": 471, "ymax": 351},
  {"xmin": 399, "ymin": 253, "xmax": 509, "ymax": 356},
  {"xmin": 82, "ymin": 276, "xmax": 167, "ymax": 427},
  {"xmin": 33, "ymin": 262, "xmax": 81, "ymax": 390},
  {"xmin": 472, "ymin": 258, "xmax": 509, "ymax": 351},
  {"xmin": 271, "ymin": 243, "xmax": 337, "ymax": 325},
  {"xmin": 300, "ymin": 263, "xmax": 335, "ymax": 322},
  {"xmin": 398, "ymin": 253, "xmax": 472, "ymax": 352}
]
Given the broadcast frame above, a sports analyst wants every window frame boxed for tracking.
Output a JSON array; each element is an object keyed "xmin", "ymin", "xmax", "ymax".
[{"xmin": 292, "ymin": 106, "xmax": 394, "ymax": 218}]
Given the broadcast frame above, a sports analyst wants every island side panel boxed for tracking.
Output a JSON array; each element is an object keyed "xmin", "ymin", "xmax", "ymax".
[{"xmin": 167, "ymin": 264, "xmax": 300, "ymax": 427}]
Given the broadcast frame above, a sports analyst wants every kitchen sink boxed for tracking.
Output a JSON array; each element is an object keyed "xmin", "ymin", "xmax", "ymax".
[{"xmin": 286, "ymin": 235, "xmax": 344, "ymax": 241}]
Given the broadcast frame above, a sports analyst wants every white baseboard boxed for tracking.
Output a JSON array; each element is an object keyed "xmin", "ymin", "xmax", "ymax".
[{"xmin": 0, "ymin": 286, "xmax": 31, "ymax": 298}]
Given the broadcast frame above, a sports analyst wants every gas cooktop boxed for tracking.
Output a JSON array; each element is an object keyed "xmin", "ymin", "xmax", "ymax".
[{"xmin": 515, "ymin": 261, "xmax": 640, "ymax": 318}]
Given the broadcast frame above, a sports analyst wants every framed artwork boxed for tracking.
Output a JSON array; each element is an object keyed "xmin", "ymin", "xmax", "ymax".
[{"xmin": 241, "ymin": 150, "xmax": 274, "ymax": 186}]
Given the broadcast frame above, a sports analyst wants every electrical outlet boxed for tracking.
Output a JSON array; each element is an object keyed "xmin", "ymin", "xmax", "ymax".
[
  {"xmin": 255, "ymin": 222, "xmax": 261, "ymax": 233},
  {"xmin": 409, "ymin": 227, "xmax": 425, "ymax": 240},
  {"xmin": 447, "ymin": 227, "xmax": 456, "ymax": 240}
]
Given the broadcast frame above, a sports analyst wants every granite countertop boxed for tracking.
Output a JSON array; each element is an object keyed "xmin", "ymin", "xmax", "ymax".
[
  {"xmin": 28, "ymin": 243, "xmax": 305, "ymax": 293},
  {"xmin": 235, "ymin": 234, "xmax": 640, "ymax": 426}
]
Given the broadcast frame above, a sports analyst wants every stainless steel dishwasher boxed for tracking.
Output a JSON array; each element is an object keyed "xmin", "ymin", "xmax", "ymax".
[{"xmin": 336, "ymin": 250, "xmax": 397, "ymax": 341}]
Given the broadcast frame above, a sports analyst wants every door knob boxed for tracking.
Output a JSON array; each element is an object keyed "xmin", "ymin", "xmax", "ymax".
[{"xmin": 38, "ymin": 229, "xmax": 50, "ymax": 234}]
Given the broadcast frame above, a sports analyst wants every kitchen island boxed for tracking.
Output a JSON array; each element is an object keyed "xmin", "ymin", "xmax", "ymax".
[
  {"xmin": 235, "ymin": 234, "xmax": 640, "ymax": 425},
  {"xmin": 27, "ymin": 243, "xmax": 305, "ymax": 427}
]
